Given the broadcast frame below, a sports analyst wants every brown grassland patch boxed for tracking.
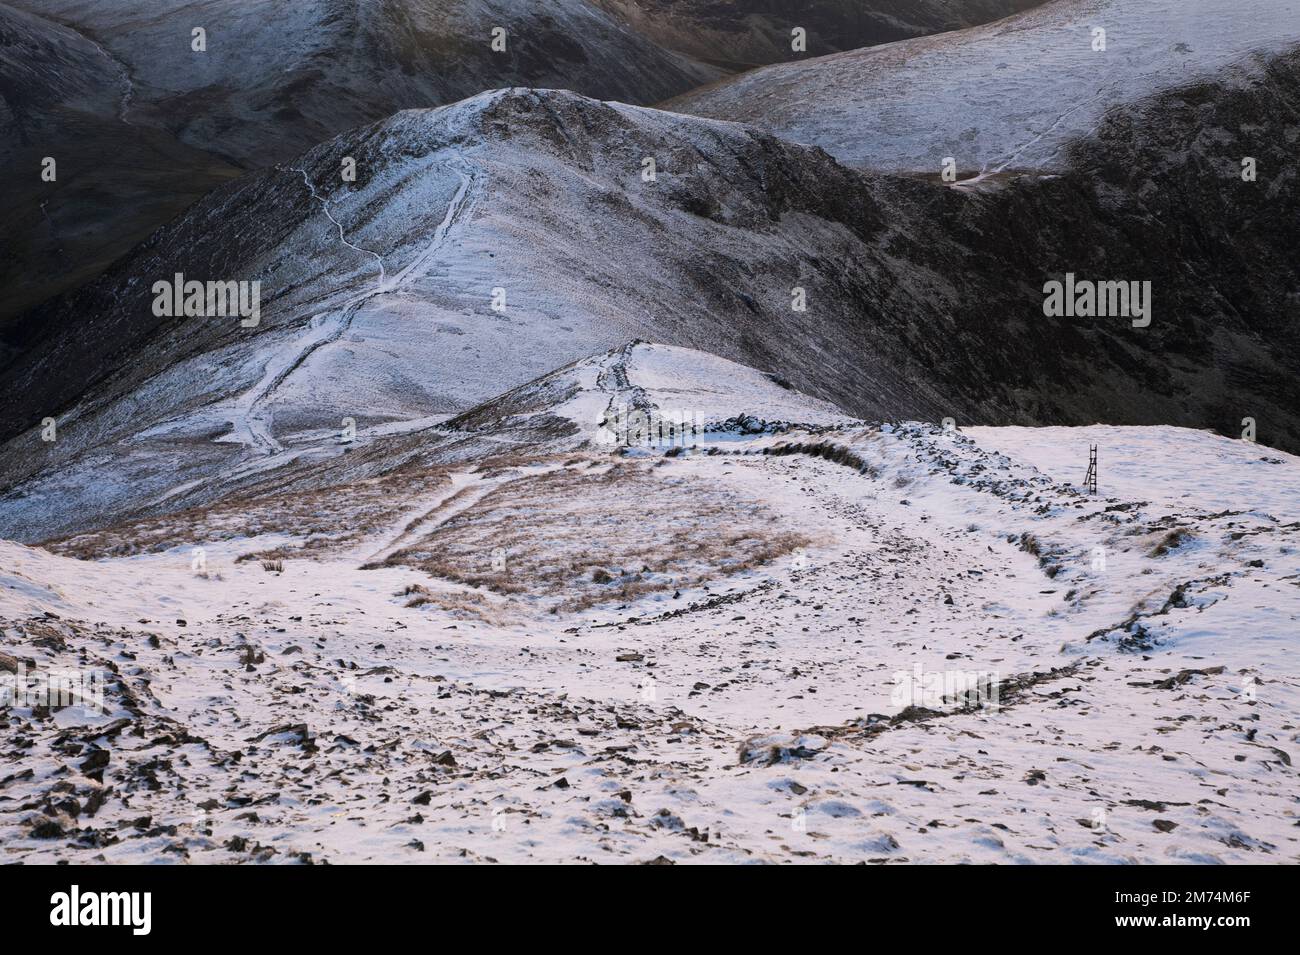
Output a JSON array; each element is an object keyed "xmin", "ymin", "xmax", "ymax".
[
  {"xmin": 375, "ymin": 461, "xmax": 808, "ymax": 613},
  {"xmin": 44, "ymin": 468, "xmax": 452, "ymax": 562}
]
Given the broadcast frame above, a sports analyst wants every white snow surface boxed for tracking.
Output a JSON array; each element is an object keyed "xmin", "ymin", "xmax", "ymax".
[
  {"xmin": 3, "ymin": 419, "xmax": 1296, "ymax": 863},
  {"xmin": 544, "ymin": 341, "xmax": 857, "ymax": 438},
  {"xmin": 671, "ymin": 0, "xmax": 1300, "ymax": 172}
]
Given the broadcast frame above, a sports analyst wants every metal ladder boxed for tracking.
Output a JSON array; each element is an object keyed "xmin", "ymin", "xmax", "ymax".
[{"xmin": 1083, "ymin": 444, "xmax": 1097, "ymax": 495}]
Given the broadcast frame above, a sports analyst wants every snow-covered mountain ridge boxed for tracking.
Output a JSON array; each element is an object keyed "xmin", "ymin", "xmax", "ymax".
[
  {"xmin": 670, "ymin": 0, "xmax": 1300, "ymax": 173},
  {"xmin": 4, "ymin": 56, "xmax": 1300, "ymax": 543}
]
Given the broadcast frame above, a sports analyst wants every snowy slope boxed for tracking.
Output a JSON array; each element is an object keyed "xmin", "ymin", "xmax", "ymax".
[
  {"xmin": 0, "ymin": 0, "xmax": 1056, "ymax": 321},
  {"xmin": 669, "ymin": 0, "xmax": 1300, "ymax": 172},
  {"xmin": 967, "ymin": 425, "xmax": 1299, "ymax": 516},
  {"xmin": 0, "ymin": 91, "xmax": 951, "ymax": 540},
  {"xmin": 3, "ymin": 416, "xmax": 1295, "ymax": 863},
  {"xmin": 460, "ymin": 341, "xmax": 856, "ymax": 439},
  {"xmin": 4, "ymin": 0, "xmax": 1297, "ymax": 867},
  {"xmin": 0, "ymin": 340, "xmax": 854, "ymax": 543}
]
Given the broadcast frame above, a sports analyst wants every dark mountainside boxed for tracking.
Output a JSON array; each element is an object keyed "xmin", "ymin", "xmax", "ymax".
[
  {"xmin": 598, "ymin": 0, "xmax": 1046, "ymax": 70},
  {"xmin": 0, "ymin": 0, "xmax": 715, "ymax": 321},
  {"xmin": 0, "ymin": 0, "xmax": 1043, "ymax": 322},
  {"xmin": 0, "ymin": 4, "xmax": 242, "ymax": 323},
  {"xmin": 862, "ymin": 50, "xmax": 1300, "ymax": 452}
]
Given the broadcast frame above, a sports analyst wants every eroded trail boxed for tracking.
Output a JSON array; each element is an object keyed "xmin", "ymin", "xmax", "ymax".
[
  {"xmin": 359, "ymin": 461, "xmax": 572, "ymax": 567},
  {"xmin": 292, "ymin": 166, "xmax": 386, "ymax": 281},
  {"xmin": 48, "ymin": 14, "xmax": 138, "ymax": 127},
  {"xmin": 229, "ymin": 159, "xmax": 479, "ymax": 455}
]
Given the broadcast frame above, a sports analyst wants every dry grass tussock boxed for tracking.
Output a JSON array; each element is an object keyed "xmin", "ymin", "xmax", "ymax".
[
  {"xmin": 44, "ymin": 468, "xmax": 452, "ymax": 562},
  {"xmin": 375, "ymin": 460, "xmax": 808, "ymax": 613},
  {"xmin": 397, "ymin": 583, "xmax": 509, "ymax": 625}
]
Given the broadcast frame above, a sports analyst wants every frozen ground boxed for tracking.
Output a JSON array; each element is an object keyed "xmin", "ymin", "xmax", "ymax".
[
  {"xmin": 3, "ymin": 400, "xmax": 1295, "ymax": 863},
  {"xmin": 670, "ymin": 0, "xmax": 1300, "ymax": 173}
]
